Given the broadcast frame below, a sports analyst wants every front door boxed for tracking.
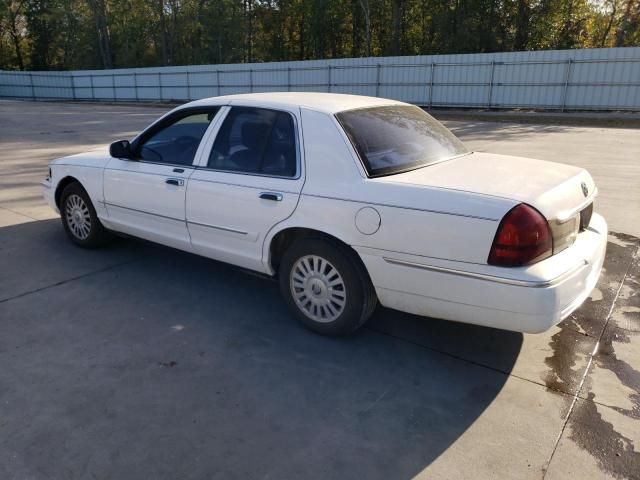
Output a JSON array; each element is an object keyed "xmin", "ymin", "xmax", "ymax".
[
  {"xmin": 186, "ymin": 105, "xmax": 304, "ymax": 272},
  {"xmin": 103, "ymin": 108, "xmax": 221, "ymax": 251}
]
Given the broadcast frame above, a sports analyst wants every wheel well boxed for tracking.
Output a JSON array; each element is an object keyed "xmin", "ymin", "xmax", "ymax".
[
  {"xmin": 269, "ymin": 227, "xmax": 368, "ymax": 276},
  {"xmin": 54, "ymin": 176, "xmax": 81, "ymax": 208}
]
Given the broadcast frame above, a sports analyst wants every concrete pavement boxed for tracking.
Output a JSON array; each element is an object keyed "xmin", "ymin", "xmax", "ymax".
[{"xmin": 0, "ymin": 100, "xmax": 639, "ymax": 479}]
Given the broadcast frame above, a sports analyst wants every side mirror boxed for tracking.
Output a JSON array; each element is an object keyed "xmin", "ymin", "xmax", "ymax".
[{"xmin": 109, "ymin": 140, "xmax": 133, "ymax": 159}]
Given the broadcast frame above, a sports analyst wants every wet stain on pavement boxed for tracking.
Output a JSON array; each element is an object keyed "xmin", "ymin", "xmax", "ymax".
[
  {"xmin": 545, "ymin": 233, "xmax": 640, "ymax": 478},
  {"xmin": 570, "ymin": 324, "xmax": 640, "ymax": 477},
  {"xmin": 543, "ymin": 325, "xmax": 592, "ymax": 394},
  {"xmin": 596, "ymin": 326, "xmax": 640, "ymax": 420},
  {"xmin": 569, "ymin": 393, "xmax": 640, "ymax": 479},
  {"xmin": 543, "ymin": 233, "xmax": 638, "ymax": 394}
]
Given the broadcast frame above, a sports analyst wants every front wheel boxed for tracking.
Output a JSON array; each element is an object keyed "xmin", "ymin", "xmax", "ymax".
[
  {"xmin": 60, "ymin": 182, "xmax": 112, "ymax": 248},
  {"xmin": 279, "ymin": 237, "xmax": 377, "ymax": 336}
]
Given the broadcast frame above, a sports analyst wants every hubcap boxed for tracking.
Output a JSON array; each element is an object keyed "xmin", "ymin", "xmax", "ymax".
[
  {"xmin": 290, "ymin": 255, "xmax": 346, "ymax": 323},
  {"xmin": 65, "ymin": 194, "xmax": 91, "ymax": 240}
]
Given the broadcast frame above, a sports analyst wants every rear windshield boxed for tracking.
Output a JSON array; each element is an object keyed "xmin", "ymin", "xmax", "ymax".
[{"xmin": 336, "ymin": 105, "xmax": 469, "ymax": 177}]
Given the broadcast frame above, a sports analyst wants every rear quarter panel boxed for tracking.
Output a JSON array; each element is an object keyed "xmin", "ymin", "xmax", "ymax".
[{"xmin": 263, "ymin": 107, "xmax": 517, "ymax": 270}]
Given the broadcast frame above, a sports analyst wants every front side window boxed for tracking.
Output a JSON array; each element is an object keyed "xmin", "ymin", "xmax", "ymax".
[
  {"xmin": 336, "ymin": 105, "xmax": 469, "ymax": 177},
  {"xmin": 208, "ymin": 107, "xmax": 297, "ymax": 177},
  {"xmin": 137, "ymin": 110, "xmax": 218, "ymax": 165}
]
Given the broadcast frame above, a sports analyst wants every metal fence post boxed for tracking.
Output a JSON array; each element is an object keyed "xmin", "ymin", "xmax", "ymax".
[
  {"xmin": 29, "ymin": 73, "xmax": 35, "ymax": 100},
  {"xmin": 327, "ymin": 65, "xmax": 332, "ymax": 93},
  {"xmin": 70, "ymin": 75, "xmax": 76, "ymax": 100},
  {"xmin": 287, "ymin": 67, "xmax": 291, "ymax": 91},
  {"xmin": 376, "ymin": 64, "xmax": 381, "ymax": 97},
  {"xmin": 249, "ymin": 68, "xmax": 253, "ymax": 93},
  {"xmin": 134, "ymin": 73, "xmax": 139, "ymax": 101},
  {"xmin": 158, "ymin": 72, "xmax": 162, "ymax": 101},
  {"xmin": 561, "ymin": 58, "xmax": 573, "ymax": 112},
  {"xmin": 428, "ymin": 63, "xmax": 435, "ymax": 109},
  {"xmin": 111, "ymin": 74, "xmax": 116, "ymax": 101},
  {"xmin": 216, "ymin": 70, "xmax": 220, "ymax": 96},
  {"xmin": 487, "ymin": 60, "xmax": 495, "ymax": 108},
  {"xmin": 89, "ymin": 75, "xmax": 95, "ymax": 100},
  {"xmin": 186, "ymin": 71, "xmax": 191, "ymax": 100}
]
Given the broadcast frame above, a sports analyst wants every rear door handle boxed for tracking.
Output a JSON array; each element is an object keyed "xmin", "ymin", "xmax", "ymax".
[
  {"xmin": 259, "ymin": 192, "xmax": 283, "ymax": 202},
  {"xmin": 166, "ymin": 178, "xmax": 184, "ymax": 186}
]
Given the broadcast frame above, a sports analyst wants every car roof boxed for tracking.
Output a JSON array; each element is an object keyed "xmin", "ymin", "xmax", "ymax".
[{"xmin": 183, "ymin": 92, "xmax": 407, "ymax": 114}]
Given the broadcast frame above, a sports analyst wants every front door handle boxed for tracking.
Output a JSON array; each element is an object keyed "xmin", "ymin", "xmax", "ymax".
[
  {"xmin": 259, "ymin": 192, "xmax": 283, "ymax": 202},
  {"xmin": 166, "ymin": 178, "xmax": 184, "ymax": 186}
]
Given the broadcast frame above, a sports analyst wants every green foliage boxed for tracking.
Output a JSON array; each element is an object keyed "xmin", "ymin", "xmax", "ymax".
[{"xmin": 0, "ymin": 0, "xmax": 638, "ymax": 70}]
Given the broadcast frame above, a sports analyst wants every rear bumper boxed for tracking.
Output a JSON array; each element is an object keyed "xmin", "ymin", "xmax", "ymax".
[{"xmin": 357, "ymin": 213, "xmax": 608, "ymax": 333}]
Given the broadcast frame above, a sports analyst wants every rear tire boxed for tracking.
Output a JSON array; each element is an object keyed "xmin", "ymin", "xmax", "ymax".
[
  {"xmin": 279, "ymin": 237, "xmax": 377, "ymax": 336},
  {"xmin": 60, "ymin": 182, "xmax": 112, "ymax": 248}
]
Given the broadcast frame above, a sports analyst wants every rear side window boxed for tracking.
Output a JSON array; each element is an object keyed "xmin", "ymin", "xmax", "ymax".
[
  {"xmin": 208, "ymin": 107, "xmax": 297, "ymax": 177},
  {"xmin": 336, "ymin": 105, "xmax": 469, "ymax": 177}
]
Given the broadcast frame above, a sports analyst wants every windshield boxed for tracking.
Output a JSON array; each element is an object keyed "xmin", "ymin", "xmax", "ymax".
[{"xmin": 336, "ymin": 105, "xmax": 469, "ymax": 177}]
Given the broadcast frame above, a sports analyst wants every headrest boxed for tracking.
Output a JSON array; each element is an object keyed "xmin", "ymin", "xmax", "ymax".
[{"xmin": 241, "ymin": 121, "xmax": 270, "ymax": 150}]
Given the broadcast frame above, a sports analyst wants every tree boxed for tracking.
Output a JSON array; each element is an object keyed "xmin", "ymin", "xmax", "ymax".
[
  {"xmin": 358, "ymin": 0, "xmax": 372, "ymax": 56},
  {"xmin": 0, "ymin": 0, "xmax": 638, "ymax": 71},
  {"xmin": 1, "ymin": 0, "xmax": 26, "ymax": 69},
  {"xmin": 87, "ymin": 0, "xmax": 112, "ymax": 68}
]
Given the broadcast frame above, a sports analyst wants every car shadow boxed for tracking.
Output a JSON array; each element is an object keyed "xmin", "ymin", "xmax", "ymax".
[{"xmin": 0, "ymin": 219, "xmax": 523, "ymax": 480}]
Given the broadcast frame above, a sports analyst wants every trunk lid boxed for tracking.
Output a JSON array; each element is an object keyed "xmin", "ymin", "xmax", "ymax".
[{"xmin": 378, "ymin": 152, "xmax": 596, "ymax": 221}]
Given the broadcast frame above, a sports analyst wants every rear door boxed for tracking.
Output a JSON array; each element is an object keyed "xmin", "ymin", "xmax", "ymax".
[
  {"xmin": 186, "ymin": 105, "xmax": 304, "ymax": 272},
  {"xmin": 104, "ymin": 107, "xmax": 221, "ymax": 251}
]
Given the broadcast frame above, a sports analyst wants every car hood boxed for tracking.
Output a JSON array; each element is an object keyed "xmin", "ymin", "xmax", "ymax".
[
  {"xmin": 51, "ymin": 147, "xmax": 111, "ymax": 168},
  {"xmin": 377, "ymin": 152, "xmax": 597, "ymax": 220}
]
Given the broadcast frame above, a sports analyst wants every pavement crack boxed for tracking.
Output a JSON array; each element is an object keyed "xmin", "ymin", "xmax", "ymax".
[
  {"xmin": 360, "ymin": 386, "xmax": 391, "ymax": 414},
  {"xmin": 0, "ymin": 259, "xmax": 140, "ymax": 304},
  {"xmin": 0, "ymin": 204, "xmax": 40, "ymax": 222}
]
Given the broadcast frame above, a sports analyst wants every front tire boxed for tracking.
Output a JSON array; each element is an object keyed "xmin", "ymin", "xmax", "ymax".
[
  {"xmin": 279, "ymin": 237, "xmax": 377, "ymax": 336},
  {"xmin": 60, "ymin": 182, "xmax": 112, "ymax": 248}
]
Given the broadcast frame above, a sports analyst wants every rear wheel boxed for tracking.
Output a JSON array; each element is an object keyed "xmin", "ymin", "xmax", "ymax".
[
  {"xmin": 60, "ymin": 182, "xmax": 112, "ymax": 248},
  {"xmin": 279, "ymin": 237, "xmax": 377, "ymax": 336}
]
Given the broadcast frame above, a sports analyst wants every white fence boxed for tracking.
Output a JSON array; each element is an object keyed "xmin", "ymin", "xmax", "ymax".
[{"xmin": 1, "ymin": 47, "xmax": 639, "ymax": 111}]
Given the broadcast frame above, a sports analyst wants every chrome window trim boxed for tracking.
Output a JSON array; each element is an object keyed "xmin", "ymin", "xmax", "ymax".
[
  {"xmin": 136, "ymin": 160, "xmax": 197, "ymax": 169},
  {"xmin": 195, "ymin": 165, "xmax": 301, "ymax": 180}
]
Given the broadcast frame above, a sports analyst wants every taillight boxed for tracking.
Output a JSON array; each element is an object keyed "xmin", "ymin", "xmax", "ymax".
[{"xmin": 488, "ymin": 204, "xmax": 553, "ymax": 267}]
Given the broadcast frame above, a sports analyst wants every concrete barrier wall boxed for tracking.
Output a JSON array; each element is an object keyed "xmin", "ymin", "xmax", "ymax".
[{"xmin": 1, "ymin": 47, "xmax": 639, "ymax": 111}]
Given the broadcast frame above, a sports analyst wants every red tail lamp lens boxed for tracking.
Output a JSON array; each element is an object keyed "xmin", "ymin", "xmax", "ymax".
[{"xmin": 488, "ymin": 204, "xmax": 552, "ymax": 267}]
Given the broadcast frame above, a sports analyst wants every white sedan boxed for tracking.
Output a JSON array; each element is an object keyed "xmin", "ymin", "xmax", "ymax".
[{"xmin": 42, "ymin": 93, "xmax": 607, "ymax": 336}]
